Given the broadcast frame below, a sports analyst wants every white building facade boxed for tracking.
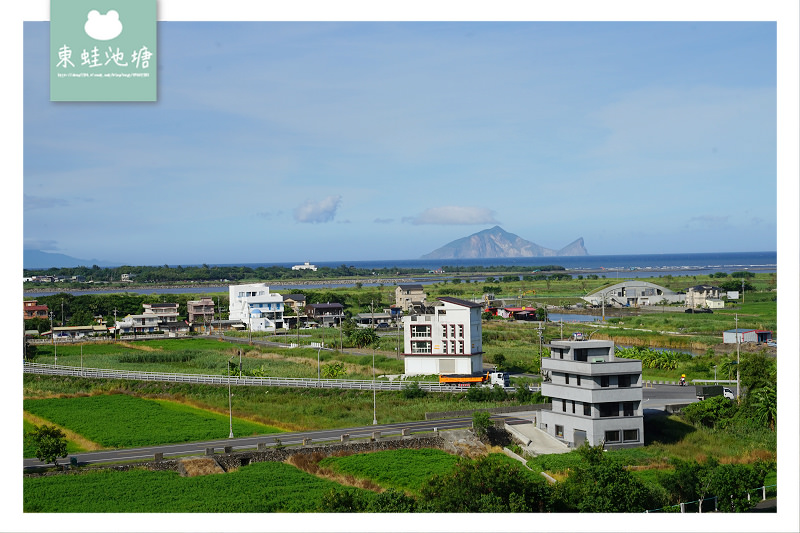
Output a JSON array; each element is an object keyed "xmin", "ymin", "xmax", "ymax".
[
  {"xmin": 228, "ymin": 283, "xmax": 285, "ymax": 332},
  {"xmin": 541, "ymin": 339, "xmax": 644, "ymax": 449},
  {"xmin": 402, "ymin": 297, "xmax": 483, "ymax": 376}
]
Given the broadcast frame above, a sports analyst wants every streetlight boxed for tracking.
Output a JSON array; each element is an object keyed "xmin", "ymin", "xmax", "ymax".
[
  {"xmin": 735, "ymin": 314, "xmax": 740, "ymax": 401},
  {"xmin": 50, "ymin": 312, "xmax": 57, "ymax": 365},
  {"xmin": 372, "ymin": 300, "xmax": 377, "ymax": 425}
]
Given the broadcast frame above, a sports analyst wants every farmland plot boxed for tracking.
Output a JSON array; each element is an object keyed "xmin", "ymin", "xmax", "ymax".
[{"xmin": 23, "ymin": 394, "xmax": 282, "ymax": 449}]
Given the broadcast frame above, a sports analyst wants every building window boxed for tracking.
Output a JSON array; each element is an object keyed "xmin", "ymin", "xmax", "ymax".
[
  {"xmin": 458, "ymin": 341, "xmax": 464, "ymax": 354},
  {"xmin": 411, "ymin": 341, "xmax": 432, "ymax": 354},
  {"xmin": 458, "ymin": 324, "xmax": 464, "ymax": 338},
  {"xmin": 601, "ymin": 375, "xmax": 609, "ymax": 388},
  {"xmin": 562, "ymin": 399, "xmax": 567, "ymax": 412},
  {"xmin": 572, "ymin": 400, "xmax": 575, "ymax": 414},
  {"xmin": 575, "ymin": 348, "xmax": 588, "ymax": 361},
  {"xmin": 583, "ymin": 402, "xmax": 591, "ymax": 416},
  {"xmin": 623, "ymin": 429, "xmax": 639, "ymax": 442},
  {"xmin": 619, "ymin": 374, "xmax": 632, "ymax": 388},
  {"xmin": 623, "ymin": 402, "xmax": 635, "ymax": 417},
  {"xmin": 604, "ymin": 430, "xmax": 621, "ymax": 443},
  {"xmin": 555, "ymin": 425, "xmax": 564, "ymax": 438},
  {"xmin": 442, "ymin": 324, "xmax": 448, "ymax": 337},
  {"xmin": 565, "ymin": 373, "xmax": 570, "ymax": 385},
  {"xmin": 599, "ymin": 402, "xmax": 618, "ymax": 418},
  {"xmin": 576, "ymin": 374, "xmax": 581, "ymax": 386}
]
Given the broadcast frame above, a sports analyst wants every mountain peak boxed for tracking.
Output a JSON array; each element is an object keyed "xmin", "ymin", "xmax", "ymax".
[{"xmin": 421, "ymin": 227, "xmax": 588, "ymax": 259}]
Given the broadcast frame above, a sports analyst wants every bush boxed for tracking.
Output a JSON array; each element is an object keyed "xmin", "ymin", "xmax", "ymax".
[
  {"xmin": 419, "ymin": 455, "xmax": 553, "ymax": 512},
  {"xmin": 400, "ymin": 381, "xmax": 426, "ymax": 399},
  {"xmin": 682, "ymin": 396, "xmax": 737, "ymax": 428}
]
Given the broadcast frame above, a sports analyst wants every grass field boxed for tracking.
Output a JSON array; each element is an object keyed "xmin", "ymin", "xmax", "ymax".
[
  {"xmin": 23, "ymin": 394, "xmax": 282, "ymax": 451},
  {"xmin": 317, "ymin": 448, "xmax": 461, "ymax": 494},
  {"xmin": 32, "ymin": 338, "xmax": 406, "ymax": 380},
  {"xmin": 23, "ymin": 373, "xmax": 520, "ymax": 434},
  {"xmin": 23, "ymin": 461, "xmax": 365, "ymax": 512}
]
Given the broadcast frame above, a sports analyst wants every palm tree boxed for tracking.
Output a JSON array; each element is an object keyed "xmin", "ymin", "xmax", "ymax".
[
  {"xmin": 750, "ymin": 384, "xmax": 777, "ymax": 431},
  {"xmin": 719, "ymin": 356, "xmax": 737, "ymax": 382}
]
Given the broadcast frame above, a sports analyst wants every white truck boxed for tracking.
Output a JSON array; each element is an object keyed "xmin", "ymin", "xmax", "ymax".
[{"xmin": 696, "ymin": 385, "xmax": 735, "ymax": 401}]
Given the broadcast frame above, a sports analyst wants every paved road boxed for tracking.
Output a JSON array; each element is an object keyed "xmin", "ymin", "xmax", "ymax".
[{"xmin": 23, "ymin": 413, "xmax": 529, "ymax": 469}]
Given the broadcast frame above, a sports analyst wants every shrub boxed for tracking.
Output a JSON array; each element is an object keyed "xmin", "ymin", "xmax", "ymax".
[
  {"xmin": 400, "ymin": 381, "xmax": 426, "ymax": 399},
  {"xmin": 682, "ymin": 396, "xmax": 737, "ymax": 428}
]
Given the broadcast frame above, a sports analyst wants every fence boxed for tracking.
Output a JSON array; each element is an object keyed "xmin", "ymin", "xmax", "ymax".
[
  {"xmin": 645, "ymin": 484, "xmax": 777, "ymax": 513},
  {"xmin": 22, "ymin": 362, "xmax": 459, "ymax": 393}
]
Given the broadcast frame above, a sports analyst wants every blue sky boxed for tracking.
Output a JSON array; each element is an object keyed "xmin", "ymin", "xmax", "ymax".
[{"xmin": 23, "ymin": 20, "xmax": 779, "ymax": 265}]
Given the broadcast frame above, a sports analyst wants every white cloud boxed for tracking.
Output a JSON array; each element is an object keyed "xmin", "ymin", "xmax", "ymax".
[
  {"xmin": 24, "ymin": 194, "xmax": 69, "ymax": 211},
  {"xmin": 293, "ymin": 195, "xmax": 342, "ymax": 223},
  {"xmin": 406, "ymin": 206, "xmax": 499, "ymax": 225}
]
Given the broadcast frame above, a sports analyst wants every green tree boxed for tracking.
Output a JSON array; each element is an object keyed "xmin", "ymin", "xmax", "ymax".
[
  {"xmin": 739, "ymin": 352, "xmax": 776, "ymax": 395},
  {"xmin": 419, "ymin": 455, "xmax": 552, "ymax": 512},
  {"xmin": 557, "ymin": 443, "xmax": 663, "ymax": 512},
  {"xmin": 700, "ymin": 462, "xmax": 765, "ymax": 512},
  {"xmin": 472, "ymin": 410, "xmax": 492, "ymax": 439},
  {"xmin": 347, "ymin": 327, "xmax": 379, "ymax": 349},
  {"xmin": 659, "ymin": 458, "xmax": 709, "ymax": 505},
  {"xmin": 749, "ymin": 383, "xmax": 777, "ymax": 431},
  {"xmin": 682, "ymin": 396, "xmax": 737, "ymax": 428},
  {"xmin": 26, "ymin": 424, "xmax": 68, "ymax": 467},
  {"xmin": 321, "ymin": 362, "xmax": 347, "ymax": 379}
]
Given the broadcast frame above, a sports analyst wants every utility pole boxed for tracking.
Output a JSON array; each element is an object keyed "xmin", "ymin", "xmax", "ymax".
[
  {"xmin": 113, "ymin": 308, "xmax": 118, "ymax": 341},
  {"xmin": 228, "ymin": 359, "xmax": 234, "ymax": 439},
  {"xmin": 372, "ymin": 300, "xmax": 377, "ymax": 425},
  {"xmin": 50, "ymin": 312, "xmax": 56, "ymax": 364},
  {"xmin": 537, "ymin": 321, "xmax": 544, "ymax": 374},
  {"xmin": 735, "ymin": 314, "xmax": 740, "ymax": 401}
]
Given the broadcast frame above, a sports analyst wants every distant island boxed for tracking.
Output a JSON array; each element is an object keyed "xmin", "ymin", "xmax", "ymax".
[{"xmin": 421, "ymin": 226, "xmax": 588, "ymax": 260}]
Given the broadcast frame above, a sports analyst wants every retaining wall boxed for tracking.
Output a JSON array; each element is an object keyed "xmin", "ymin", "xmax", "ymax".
[{"xmin": 25, "ymin": 435, "xmax": 447, "ymax": 478}]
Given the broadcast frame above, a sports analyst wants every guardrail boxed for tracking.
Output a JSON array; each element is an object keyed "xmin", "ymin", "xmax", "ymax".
[
  {"xmin": 645, "ymin": 484, "xmax": 776, "ymax": 513},
  {"xmin": 22, "ymin": 362, "xmax": 462, "ymax": 393}
]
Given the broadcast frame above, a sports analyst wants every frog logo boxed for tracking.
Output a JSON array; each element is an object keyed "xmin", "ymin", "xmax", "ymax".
[{"xmin": 84, "ymin": 9, "xmax": 123, "ymax": 41}]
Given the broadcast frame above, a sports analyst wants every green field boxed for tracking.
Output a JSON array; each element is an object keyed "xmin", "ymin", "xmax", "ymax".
[
  {"xmin": 23, "ymin": 394, "xmax": 281, "ymax": 451},
  {"xmin": 31, "ymin": 338, "xmax": 406, "ymax": 380},
  {"xmin": 318, "ymin": 448, "xmax": 461, "ymax": 494},
  {"xmin": 24, "ymin": 460, "xmax": 365, "ymax": 512},
  {"xmin": 23, "ymin": 373, "xmax": 521, "ymax": 434}
]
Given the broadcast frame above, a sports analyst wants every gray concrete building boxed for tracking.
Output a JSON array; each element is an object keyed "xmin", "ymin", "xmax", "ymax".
[{"xmin": 540, "ymin": 339, "xmax": 644, "ymax": 449}]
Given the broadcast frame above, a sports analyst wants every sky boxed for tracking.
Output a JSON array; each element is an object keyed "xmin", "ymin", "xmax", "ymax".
[{"xmin": 21, "ymin": 13, "xmax": 785, "ymax": 265}]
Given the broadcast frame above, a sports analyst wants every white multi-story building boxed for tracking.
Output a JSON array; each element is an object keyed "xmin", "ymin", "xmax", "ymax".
[
  {"xmin": 402, "ymin": 297, "xmax": 483, "ymax": 376},
  {"xmin": 228, "ymin": 283, "xmax": 285, "ymax": 332},
  {"xmin": 540, "ymin": 339, "xmax": 643, "ymax": 449}
]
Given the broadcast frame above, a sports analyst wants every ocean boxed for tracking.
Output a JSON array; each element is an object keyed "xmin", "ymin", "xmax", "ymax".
[
  {"xmin": 234, "ymin": 251, "xmax": 777, "ymax": 276},
  {"xmin": 27, "ymin": 251, "xmax": 777, "ymax": 296}
]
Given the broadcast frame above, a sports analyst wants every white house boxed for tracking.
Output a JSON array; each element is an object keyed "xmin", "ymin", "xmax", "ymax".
[
  {"xmin": 402, "ymin": 297, "xmax": 484, "ymax": 376},
  {"xmin": 686, "ymin": 285, "xmax": 723, "ymax": 309},
  {"xmin": 115, "ymin": 313, "xmax": 159, "ymax": 334},
  {"xmin": 291, "ymin": 262, "xmax": 318, "ymax": 271},
  {"xmin": 228, "ymin": 283, "xmax": 285, "ymax": 332},
  {"xmin": 541, "ymin": 339, "xmax": 644, "ymax": 449}
]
